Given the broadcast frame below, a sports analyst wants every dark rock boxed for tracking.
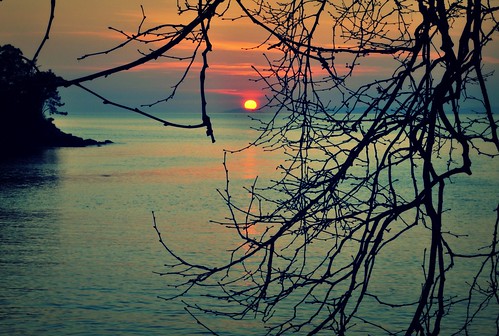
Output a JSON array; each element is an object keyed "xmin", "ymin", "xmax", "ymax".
[{"xmin": 1, "ymin": 118, "xmax": 112, "ymax": 157}]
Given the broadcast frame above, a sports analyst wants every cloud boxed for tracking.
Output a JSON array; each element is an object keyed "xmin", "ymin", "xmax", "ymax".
[
  {"xmin": 483, "ymin": 55, "xmax": 499, "ymax": 64},
  {"xmin": 206, "ymin": 88, "xmax": 258, "ymax": 97},
  {"xmin": 56, "ymin": 30, "xmax": 122, "ymax": 40},
  {"xmin": 127, "ymin": 60, "xmax": 261, "ymax": 77}
]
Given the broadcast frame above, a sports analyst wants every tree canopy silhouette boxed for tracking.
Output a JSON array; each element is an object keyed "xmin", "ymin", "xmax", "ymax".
[{"xmin": 0, "ymin": 44, "xmax": 110, "ymax": 155}]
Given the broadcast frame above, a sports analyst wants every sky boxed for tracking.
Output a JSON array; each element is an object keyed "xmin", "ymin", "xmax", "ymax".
[
  {"xmin": 1, "ymin": 0, "xmax": 498, "ymax": 118},
  {"xmin": 0, "ymin": 0, "xmax": 275, "ymax": 116}
]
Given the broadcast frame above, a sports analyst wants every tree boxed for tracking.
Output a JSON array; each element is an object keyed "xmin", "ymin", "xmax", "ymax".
[
  {"xmin": 0, "ymin": 43, "xmax": 113, "ymax": 154},
  {"xmin": 0, "ymin": 44, "xmax": 66, "ymax": 147},
  {"xmin": 17, "ymin": 0, "xmax": 498, "ymax": 334},
  {"xmin": 0, "ymin": 45, "xmax": 66, "ymax": 117},
  {"xmin": 146, "ymin": 1, "xmax": 498, "ymax": 335}
]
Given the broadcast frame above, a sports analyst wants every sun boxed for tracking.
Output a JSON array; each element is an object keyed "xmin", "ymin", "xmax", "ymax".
[{"xmin": 244, "ymin": 99, "xmax": 258, "ymax": 110}]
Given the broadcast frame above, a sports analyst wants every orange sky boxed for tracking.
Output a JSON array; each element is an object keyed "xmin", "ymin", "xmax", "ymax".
[
  {"xmin": 0, "ymin": 1, "xmax": 274, "ymax": 114},
  {"xmin": 1, "ymin": 0, "xmax": 498, "ymax": 116}
]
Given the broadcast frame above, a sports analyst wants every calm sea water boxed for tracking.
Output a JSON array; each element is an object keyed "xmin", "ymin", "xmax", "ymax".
[{"xmin": 0, "ymin": 112, "xmax": 497, "ymax": 335}]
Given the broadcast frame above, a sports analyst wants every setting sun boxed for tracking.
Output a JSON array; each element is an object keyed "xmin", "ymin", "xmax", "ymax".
[{"xmin": 244, "ymin": 99, "xmax": 257, "ymax": 110}]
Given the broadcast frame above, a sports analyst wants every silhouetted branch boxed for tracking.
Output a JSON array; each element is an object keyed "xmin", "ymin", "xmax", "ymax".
[
  {"xmin": 32, "ymin": 0, "xmax": 56, "ymax": 64},
  {"xmin": 56, "ymin": 1, "xmax": 226, "ymax": 139},
  {"xmin": 63, "ymin": 0, "xmax": 226, "ymax": 87},
  {"xmin": 76, "ymin": 84, "xmax": 205, "ymax": 129},
  {"xmin": 151, "ymin": 1, "xmax": 498, "ymax": 334}
]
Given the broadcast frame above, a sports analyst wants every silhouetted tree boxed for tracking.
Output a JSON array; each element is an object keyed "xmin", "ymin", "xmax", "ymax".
[
  {"xmin": 0, "ymin": 44, "xmax": 66, "ymax": 148},
  {"xmin": 145, "ymin": 1, "xmax": 498, "ymax": 335}
]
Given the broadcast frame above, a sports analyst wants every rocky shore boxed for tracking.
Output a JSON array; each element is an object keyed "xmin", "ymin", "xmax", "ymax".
[{"xmin": 1, "ymin": 118, "xmax": 112, "ymax": 157}]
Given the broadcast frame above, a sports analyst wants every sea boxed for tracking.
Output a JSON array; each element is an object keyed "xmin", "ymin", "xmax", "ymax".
[{"xmin": 0, "ymin": 111, "xmax": 497, "ymax": 335}]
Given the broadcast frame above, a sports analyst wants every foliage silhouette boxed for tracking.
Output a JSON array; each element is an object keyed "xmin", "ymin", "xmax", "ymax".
[{"xmin": 0, "ymin": 44, "xmax": 110, "ymax": 155}]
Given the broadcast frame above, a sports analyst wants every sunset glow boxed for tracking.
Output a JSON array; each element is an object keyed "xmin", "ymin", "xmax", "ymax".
[
  {"xmin": 244, "ymin": 99, "xmax": 257, "ymax": 110},
  {"xmin": 0, "ymin": 1, "xmax": 497, "ymax": 113}
]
